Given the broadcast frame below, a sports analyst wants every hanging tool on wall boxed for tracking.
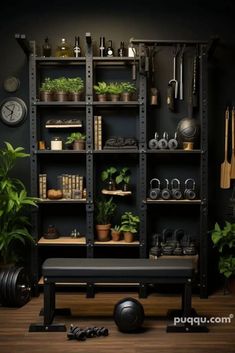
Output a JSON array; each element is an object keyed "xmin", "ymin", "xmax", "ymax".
[
  {"xmin": 149, "ymin": 45, "xmax": 160, "ymax": 106},
  {"xmin": 179, "ymin": 44, "xmax": 185, "ymax": 100},
  {"xmin": 220, "ymin": 107, "xmax": 231, "ymax": 189},
  {"xmin": 230, "ymin": 107, "xmax": 235, "ymax": 179},
  {"xmin": 192, "ymin": 45, "xmax": 199, "ymax": 109},
  {"xmin": 167, "ymin": 45, "xmax": 180, "ymax": 111}
]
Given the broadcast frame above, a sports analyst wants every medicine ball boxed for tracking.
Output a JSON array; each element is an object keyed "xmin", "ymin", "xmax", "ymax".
[
  {"xmin": 176, "ymin": 117, "xmax": 200, "ymax": 143},
  {"xmin": 113, "ymin": 297, "xmax": 145, "ymax": 333}
]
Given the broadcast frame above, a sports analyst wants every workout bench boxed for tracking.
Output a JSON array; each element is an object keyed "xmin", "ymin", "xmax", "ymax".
[{"xmin": 29, "ymin": 258, "xmax": 208, "ymax": 333}]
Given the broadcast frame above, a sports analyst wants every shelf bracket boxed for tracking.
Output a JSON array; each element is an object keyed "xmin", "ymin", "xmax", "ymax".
[
  {"xmin": 86, "ymin": 32, "xmax": 92, "ymax": 45},
  {"xmin": 15, "ymin": 33, "xmax": 33, "ymax": 56}
]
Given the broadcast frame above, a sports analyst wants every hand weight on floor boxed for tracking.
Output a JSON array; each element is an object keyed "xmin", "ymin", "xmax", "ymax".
[{"xmin": 0, "ymin": 267, "xmax": 31, "ymax": 307}]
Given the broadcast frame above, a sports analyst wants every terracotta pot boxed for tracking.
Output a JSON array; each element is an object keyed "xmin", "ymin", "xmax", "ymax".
[
  {"xmin": 121, "ymin": 92, "xmax": 131, "ymax": 102},
  {"xmin": 73, "ymin": 140, "xmax": 85, "ymax": 150},
  {"xmin": 40, "ymin": 91, "xmax": 53, "ymax": 102},
  {"xmin": 69, "ymin": 92, "xmax": 82, "ymax": 101},
  {"xmin": 54, "ymin": 91, "xmax": 68, "ymax": 102},
  {"xmin": 124, "ymin": 231, "xmax": 134, "ymax": 243},
  {"xmin": 110, "ymin": 94, "xmax": 120, "ymax": 102},
  {"xmin": 96, "ymin": 224, "xmax": 111, "ymax": 241},
  {"xmin": 111, "ymin": 231, "xmax": 122, "ymax": 241},
  {"xmin": 97, "ymin": 94, "xmax": 107, "ymax": 102}
]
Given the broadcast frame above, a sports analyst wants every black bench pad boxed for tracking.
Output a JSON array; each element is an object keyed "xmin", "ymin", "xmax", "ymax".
[{"xmin": 43, "ymin": 258, "xmax": 194, "ymax": 279}]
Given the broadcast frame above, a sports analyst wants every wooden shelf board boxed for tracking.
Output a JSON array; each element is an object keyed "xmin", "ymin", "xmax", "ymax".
[
  {"xmin": 94, "ymin": 240, "xmax": 139, "ymax": 246},
  {"xmin": 147, "ymin": 149, "xmax": 202, "ymax": 154},
  {"xmin": 35, "ymin": 150, "xmax": 86, "ymax": 154},
  {"xmin": 38, "ymin": 198, "xmax": 86, "ymax": 204},
  {"xmin": 101, "ymin": 189, "xmax": 132, "ymax": 196},
  {"xmin": 146, "ymin": 198, "xmax": 202, "ymax": 204},
  {"xmin": 34, "ymin": 101, "xmax": 86, "ymax": 107},
  {"xmin": 94, "ymin": 149, "xmax": 139, "ymax": 154},
  {"xmin": 93, "ymin": 100, "xmax": 140, "ymax": 106},
  {"xmin": 38, "ymin": 236, "xmax": 86, "ymax": 245}
]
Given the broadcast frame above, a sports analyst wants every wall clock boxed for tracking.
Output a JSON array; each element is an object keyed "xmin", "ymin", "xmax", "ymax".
[
  {"xmin": 3, "ymin": 76, "xmax": 20, "ymax": 93},
  {"xmin": 0, "ymin": 97, "xmax": 27, "ymax": 126}
]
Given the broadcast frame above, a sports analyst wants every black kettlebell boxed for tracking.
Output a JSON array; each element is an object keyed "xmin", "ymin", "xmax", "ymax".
[
  {"xmin": 158, "ymin": 132, "xmax": 168, "ymax": 150},
  {"xmin": 149, "ymin": 178, "xmax": 161, "ymax": 199},
  {"xmin": 148, "ymin": 132, "xmax": 159, "ymax": 149},
  {"xmin": 184, "ymin": 178, "xmax": 196, "ymax": 200},
  {"xmin": 161, "ymin": 178, "xmax": 171, "ymax": 200},
  {"xmin": 168, "ymin": 132, "xmax": 178, "ymax": 150},
  {"xmin": 171, "ymin": 178, "xmax": 182, "ymax": 200}
]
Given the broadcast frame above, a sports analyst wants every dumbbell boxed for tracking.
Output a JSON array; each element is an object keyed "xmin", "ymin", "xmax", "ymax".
[
  {"xmin": 171, "ymin": 178, "xmax": 182, "ymax": 200},
  {"xmin": 160, "ymin": 178, "xmax": 171, "ymax": 200},
  {"xmin": 184, "ymin": 178, "xmax": 196, "ymax": 200},
  {"xmin": 67, "ymin": 325, "xmax": 87, "ymax": 341},
  {"xmin": 148, "ymin": 132, "xmax": 159, "ymax": 149},
  {"xmin": 149, "ymin": 178, "xmax": 161, "ymax": 199},
  {"xmin": 168, "ymin": 132, "xmax": 178, "ymax": 150}
]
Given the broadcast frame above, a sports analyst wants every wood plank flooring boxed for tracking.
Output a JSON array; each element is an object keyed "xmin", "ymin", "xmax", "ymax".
[{"xmin": 0, "ymin": 290, "xmax": 234, "ymax": 353}]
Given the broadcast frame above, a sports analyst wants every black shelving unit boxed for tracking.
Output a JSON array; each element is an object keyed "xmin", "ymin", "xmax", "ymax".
[{"xmin": 16, "ymin": 34, "xmax": 208, "ymax": 297}]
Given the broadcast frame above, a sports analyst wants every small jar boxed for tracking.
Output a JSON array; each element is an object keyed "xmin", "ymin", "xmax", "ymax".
[{"xmin": 51, "ymin": 137, "xmax": 62, "ymax": 150}]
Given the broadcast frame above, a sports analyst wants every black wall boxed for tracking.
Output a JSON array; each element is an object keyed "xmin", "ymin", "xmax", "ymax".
[{"xmin": 1, "ymin": 0, "xmax": 235, "ymax": 226}]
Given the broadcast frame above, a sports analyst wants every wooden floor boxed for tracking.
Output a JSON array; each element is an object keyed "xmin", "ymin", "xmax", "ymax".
[{"xmin": 0, "ymin": 289, "xmax": 235, "ymax": 353}]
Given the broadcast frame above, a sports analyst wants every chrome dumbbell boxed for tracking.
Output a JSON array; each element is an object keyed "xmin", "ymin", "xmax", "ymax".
[
  {"xmin": 161, "ymin": 178, "xmax": 171, "ymax": 200},
  {"xmin": 148, "ymin": 132, "xmax": 159, "ymax": 149},
  {"xmin": 171, "ymin": 178, "xmax": 182, "ymax": 200},
  {"xmin": 158, "ymin": 132, "xmax": 168, "ymax": 149},
  {"xmin": 184, "ymin": 178, "xmax": 196, "ymax": 200},
  {"xmin": 149, "ymin": 178, "xmax": 161, "ymax": 199},
  {"xmin": 168, "ymin": 132, "xmax": 178, "ymax": 150}
]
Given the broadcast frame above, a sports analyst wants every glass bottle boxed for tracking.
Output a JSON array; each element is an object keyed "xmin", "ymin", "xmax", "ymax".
[
  {"xmin": 55, "ymin": 38, "xmax": 72, "ymax": 57},
  {"xmin": 73, "ymin": 36, "xmax": 81, "ymax": 57},
  {"xmin": 99, "ymin": 36, "xmax": 106, "ymax": 57},
  {"xmin": 42, "ymin": 37, "xmax": 51, "ymax": 57},
  {"xmin": 106, "ymin": 40, "xmax": 114, "ymax": 57},
  {"xmin": 118, "ymin": 41, "xmax": 126, "ymax": 57}
]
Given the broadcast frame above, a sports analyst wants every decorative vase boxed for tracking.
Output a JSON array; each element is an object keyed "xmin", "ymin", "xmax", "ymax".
[
  {"xmin": 111, "ymin": 231, "xmax": 121, "ymax": 241},
  {"xmin": 96, "ymin": 224, "xmax": 111, "ymax": 241},
  {"xmin": 40, "ymin": 91, "xmax": 53, "ymax": 102},
  {"xmin": 73, "ymin": 140, "xmax": 85, "ymax": 150},
  {"xmin": 124, "ymin": 231, "xmax": 134, "ymax": 243}
]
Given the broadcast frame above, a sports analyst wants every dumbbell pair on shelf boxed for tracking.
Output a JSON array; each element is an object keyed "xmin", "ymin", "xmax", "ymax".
[
  {"xmin": 67, "ymin": 324, "xmax": 109, "ymax": 341},
  {"xmin": 149, "ymin": 132, "xmax": 178, "ymax": 150},
  {"xmin": 149, "ymin": 178, "xmax": 196, "ymax": 200}
]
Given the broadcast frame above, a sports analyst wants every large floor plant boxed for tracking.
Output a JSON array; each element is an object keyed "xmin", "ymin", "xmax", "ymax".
[{"xmin": 0, "ymin": 142, "xmax": 37, "ymax": 265}]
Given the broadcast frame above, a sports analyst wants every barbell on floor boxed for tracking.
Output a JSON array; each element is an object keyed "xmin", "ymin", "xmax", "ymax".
[{"xmin": 0, "ymin": 267, "xmax": 31, "ymax": 307}]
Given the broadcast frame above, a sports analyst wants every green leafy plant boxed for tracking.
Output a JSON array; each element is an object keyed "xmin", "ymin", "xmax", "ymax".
[
  {"xmin": 53, "ymin": 77, "xmax": 69, "ymax": 92},
  {"xmin": 111, "ymin": 225, "xmax": 121, "ymax": 232},
  {"xmin": 120, "ymin": 82, "xmax": 136, "ymax": 93},
  {"xmin": 39, "ymin": 77, "xmax": 55, "ymax": 92},
  {"xmin": 93, "ymin": 81, "xmax": 109, "ymax": 95},
  {"xmin": 67, "ymin": 77, "xmax": 84, "ymax": 93},
  {"xmin": 115, "ymin": 167, "xmax": 130, "ymax": 186},
  {"xmin": 120, "ymin": 211, "xmax": 140, "ymax": 233},
  {"xmin": 0, "ymin": 142, "xmax": 38, "ymax": 265},
  {"xmin": 107, "ymin": 82, "xmax": 122, "ymax": 95},
  {"xmin": 211, "ymin": 222, "xmax": 235, "ymax": 278},
  {"xmin": 95, "ymin": 197, "xmax": 117, "ymax": 225},
  {"xmin": 101, "ymin": 167, "xmax": 117, "ymax": 182},
  {"xmin": 65, "ymin": 132, "xmax": 86, "ymax": 144}
]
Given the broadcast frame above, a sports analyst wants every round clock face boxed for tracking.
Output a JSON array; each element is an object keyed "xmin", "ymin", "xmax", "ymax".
[
  {"xmin": 0, "ymin": 97, "xmax": 27, "ymax": 126},
  {"xmin": 3, "ymin": 76, "xmax": 20, "ymax": 93}
]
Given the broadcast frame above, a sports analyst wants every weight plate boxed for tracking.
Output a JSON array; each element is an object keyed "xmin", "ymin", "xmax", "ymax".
[
  {"xmin": 6, "ymin": 268, "xmax": 16, "ymax": 306},
  {"xmin": 1, "ymin": 269, "xmax": 11, "ymax": 305},
  {"xmin": 15, "ymin": 268, "xmax": 30, "ymax": 307},
  {"xmin": 0, "ymin": 269, "xmax": 6, "ymax": 303},
  {"xmin": 10, "ymin": 267, "xmax": 22, "ymax": 307}
]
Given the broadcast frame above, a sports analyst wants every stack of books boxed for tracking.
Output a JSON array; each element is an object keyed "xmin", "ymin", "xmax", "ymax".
[{"xmin": 94, "ymin": 116, "xmax": 102, "ymax": 150}]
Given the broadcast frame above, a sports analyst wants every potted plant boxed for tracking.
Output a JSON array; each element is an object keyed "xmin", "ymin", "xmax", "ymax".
[
  {"xmin": 67, "ymin": 77, "xmax": 84, "ymax": 101},
  {"xmin": 101, "ymin": 166, "xmax": 117, "ymax": 191},
  {"xmin": 120, "ymin": 82, "xmax": 136, "ymax": 101},
  {"xmin": 111, "ymin": 225, "xmax": 122, "ymax": 241},
  {"xmin": 120, "ymin": 211, "xmax": 140, "ymax": 243},
  {"xmin": 115, "ymin": 167, "xmax": 131, "ymax": 191},
  {"xmin": 65, "ymin": 132, "xmax": 86, "ymax": 150},
  {"xmin": 53, "ymin": 77, "xmax": 69, "ymax": 101},
  {"xmin": 95, "ymin": 197, "xmax": 117, "ymax": 241},
  {"xmin": 107, "ymin": 82, "xmax": 122, "ymax": 101},
  {"xmin": 93, "ymin": 81, "xmax": 109, "ymax": 102},
  {"xmin": 0, "ymin": 142, "xmax": 37, "ymax": 266},
  {"xmin": 39, "ymin": 77, "xmax": 55, "ymax": 102},
  {"xmin": 211, "ymin": 221, "xmax": 235, "ymax": 294}
]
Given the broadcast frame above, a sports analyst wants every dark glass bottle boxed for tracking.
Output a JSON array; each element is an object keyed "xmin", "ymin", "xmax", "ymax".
[
  {"xmin": 99, "ymin": 36, "xmax": 106, "ymax": 57},
  {"xmin": 118, "ymin": 41, "xmax": 126, "ymax": 57},
  {"xmin": 42, "ymin": 37, "xmax": 51, "ymax": 57},
  {"xmin": 106, "ymin": 40, "xmax": 114, "ymax": 57},
  {"xmin": 73, "ymin": 36, "xmax": 81, "ymax": 57}
]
